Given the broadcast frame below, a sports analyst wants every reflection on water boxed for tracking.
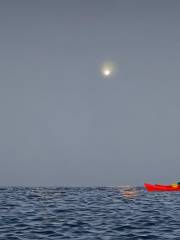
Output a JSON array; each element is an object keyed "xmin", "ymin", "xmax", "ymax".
[{"xmin": 119, "ymin": 186, "xmax": 138, "ymax": 199}]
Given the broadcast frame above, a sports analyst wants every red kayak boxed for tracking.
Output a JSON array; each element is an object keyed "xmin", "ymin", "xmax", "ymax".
[{"xmin": 144, "ymin": 183, "xmax": 180, "ymax": 192}]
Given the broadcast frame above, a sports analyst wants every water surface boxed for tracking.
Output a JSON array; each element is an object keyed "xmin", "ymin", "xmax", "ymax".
[{"xmin": 0, "ymin": 187, "xmax": 180, "ymax": 239}]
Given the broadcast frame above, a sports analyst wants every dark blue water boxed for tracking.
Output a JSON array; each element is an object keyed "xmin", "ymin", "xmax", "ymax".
[{"xmin": 0, "ymin": 187, "xmax": 180, "ymax": 239}]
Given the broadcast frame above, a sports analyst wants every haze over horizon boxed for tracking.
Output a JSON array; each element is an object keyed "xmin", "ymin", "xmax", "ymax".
[{"xmin": 0, "ymin": 0, "xmax": 180, "ymax": 186}]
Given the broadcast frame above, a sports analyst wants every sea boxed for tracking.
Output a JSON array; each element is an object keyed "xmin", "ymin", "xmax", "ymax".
[{"xmin": 0, "ymin": 187, "xmax": 180, "ymax": 240}]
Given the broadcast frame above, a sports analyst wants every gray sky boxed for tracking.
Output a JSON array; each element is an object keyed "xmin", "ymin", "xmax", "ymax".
[{"xmin": 0, "ymin": 0, "xmax": 180, "ymax": 186}]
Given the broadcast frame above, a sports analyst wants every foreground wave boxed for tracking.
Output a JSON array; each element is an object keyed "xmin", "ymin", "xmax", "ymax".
[{"xmin": 0, "ymin": 187, "xmax": 180, "ymax": 239}]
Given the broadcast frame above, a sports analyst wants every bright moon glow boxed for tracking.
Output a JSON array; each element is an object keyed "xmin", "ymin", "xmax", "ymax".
[
  {"xmin": 101, "ymin": 61, "xmax": 116, "ymax": 78},
  {"xmin": 103, "ymin": 69, "xmax": 111, "ymax": 76}
]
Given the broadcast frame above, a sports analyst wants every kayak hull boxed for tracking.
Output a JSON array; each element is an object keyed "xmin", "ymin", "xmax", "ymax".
[{"xmin": 144, "ymin": 183, "xmax": 180, "ymax": 192}]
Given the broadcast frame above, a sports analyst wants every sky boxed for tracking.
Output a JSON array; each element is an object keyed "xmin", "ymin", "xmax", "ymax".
[{"xmin": 0, "ymin": 0, "xmax": 180, "ymax": 186}]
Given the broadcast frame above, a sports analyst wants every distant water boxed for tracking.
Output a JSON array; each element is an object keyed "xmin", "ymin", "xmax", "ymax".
[{"xmin": 0, "ymin": 187, "xmax": 180, "ymax": 239}]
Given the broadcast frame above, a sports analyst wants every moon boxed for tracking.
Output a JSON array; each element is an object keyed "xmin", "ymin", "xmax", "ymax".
[
  {"xmin": 103, "ymin": 68, "xmax": 111, "ymax": 76},
  {"xmin": 101, "ymin": 61, "xmax": 116, "ymax": 78}
]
